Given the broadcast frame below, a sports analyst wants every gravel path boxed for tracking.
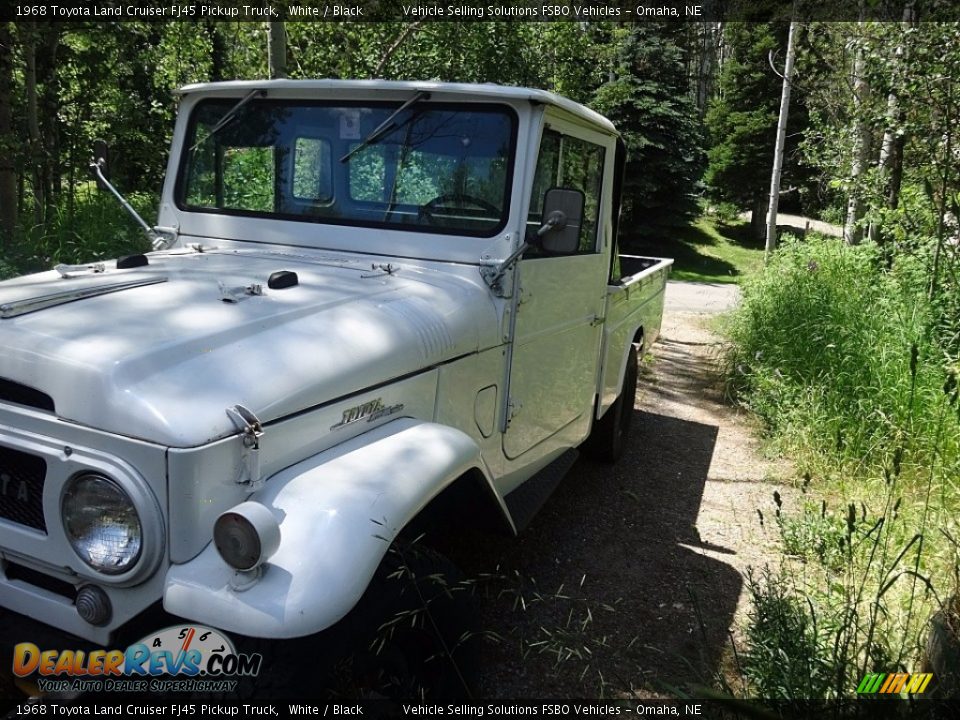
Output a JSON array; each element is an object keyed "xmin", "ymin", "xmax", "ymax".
[
  {"xmin": 745, "ymin": 211, "xmax": 843, "ymax": 238},
  {"xmin": 460, "ymin": 281, "xmax": 792, "ymax": 698}
]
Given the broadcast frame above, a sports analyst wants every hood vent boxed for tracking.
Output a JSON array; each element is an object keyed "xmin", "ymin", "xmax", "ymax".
[{"xmin": 0, "ymin": 378, "xmax": 54, "ymax": 412}]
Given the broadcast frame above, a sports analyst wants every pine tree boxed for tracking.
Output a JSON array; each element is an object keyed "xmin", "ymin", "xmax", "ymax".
[
  {"xmin": 592, "ymin": 24, "xmax": 706, "ymax": 236},
  {"xmin": 704, "ymin": 23, "xmax": 782, "ymax": 238}
]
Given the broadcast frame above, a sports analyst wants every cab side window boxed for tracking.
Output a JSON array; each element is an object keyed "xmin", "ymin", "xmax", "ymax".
[{"xmin": 527, "ymin": 129, "xmax": 605, "ymax": 255}]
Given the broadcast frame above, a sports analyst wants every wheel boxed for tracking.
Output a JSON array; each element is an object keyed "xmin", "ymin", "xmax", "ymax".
[
  {"xmin": 225, "ymin": 544, "xmax": 480, "ymax": 699},
  {"xmin": 582, "ymin": 344, "xmax": 639, "ymax": 464},
  {"xmin": 349, "ymin": 543, "xmax": 480, "ymax": 699}
]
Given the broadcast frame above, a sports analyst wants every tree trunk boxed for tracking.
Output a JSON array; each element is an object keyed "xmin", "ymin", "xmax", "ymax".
[
  {"xmin": 844, "ymin": 22, "xmax": 870, "ymax": 246},
  {"xmin": 765, "ymin": 22, "xmax": 797, "ymax": 260},
  {"xmin": 870, "ymin": 4, "xmax": 915, "ymax": 241},
  {"xmin": 267, "ymin": 22, "xmax": 287, "ymax": 79},
  {"xmin": 0, "ymin": 22, "xmax": 17, "ymax": 246},
  {"xmin": 22, "ymin": 23, "xmax": 44, "ymax": 226},
  {"xmin": 206, "ymin": 20, "xmax": 226, "ymax": 81},
  {"xmin": 38, "ymin": 24, "xmax": 60, "ymax": 219},
  {"xmin": 696, "ymin": 23, "xmax": 719, "ymax": 116},
  {"xmin": 752, "ymin": 196, "xmax": 767, "ymax": 240}
]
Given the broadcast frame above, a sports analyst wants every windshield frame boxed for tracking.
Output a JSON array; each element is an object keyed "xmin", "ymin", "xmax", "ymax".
[{"xmin": 173, "ymin": 98, "xmax": 520, "ymax": 239}]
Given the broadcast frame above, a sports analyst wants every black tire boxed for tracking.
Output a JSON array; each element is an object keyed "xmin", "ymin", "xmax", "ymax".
[
  {"xmin": 341, "ymin": 543, "xmax": 480, "ymax": 699},
  {"xmin": 227, "ymin": 544, "xmax": 479, "ymax": 700},
  {"xmin": 582, "ymin": 344, "xmax": 638, "ymax": 464}
]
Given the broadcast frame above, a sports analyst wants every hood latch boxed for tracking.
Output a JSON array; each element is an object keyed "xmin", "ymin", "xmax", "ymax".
[{"xmin": 226, "ymin": 404, "xmax": 264, "ymax": 490}]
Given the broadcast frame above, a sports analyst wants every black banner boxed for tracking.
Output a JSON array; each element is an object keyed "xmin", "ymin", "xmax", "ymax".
[
  {"xmin": 2, "ymin": 699, "xmax": 960, "ymax": 720},
  {"xmin": 2, "ymin": 0, "xmax": 959, "ymax": 24}
]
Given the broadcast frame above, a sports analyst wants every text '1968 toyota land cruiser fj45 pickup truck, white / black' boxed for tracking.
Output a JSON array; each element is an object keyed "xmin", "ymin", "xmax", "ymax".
[{"xmin": 0, "ymin": 80, "xmax": 671, "ymax": 695}]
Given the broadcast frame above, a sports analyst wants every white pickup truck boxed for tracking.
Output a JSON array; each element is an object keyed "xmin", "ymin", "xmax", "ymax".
[{"xmin": 0, "ymin": 80, "xmax": 670, "ymax": 695}]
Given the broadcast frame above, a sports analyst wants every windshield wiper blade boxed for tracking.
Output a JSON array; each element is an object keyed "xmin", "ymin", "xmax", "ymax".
[
  {"xmin": 189, "ymin": 88, "xmax": 266, "ymax": 153},
  {"xmin": 339, "ymin": 90, "xmax": 431, "ymax": 164}
]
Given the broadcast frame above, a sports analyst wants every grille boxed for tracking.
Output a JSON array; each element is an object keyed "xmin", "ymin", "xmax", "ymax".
[{"xmin": 0, "ymin": 445, "xmax": 47, "ymax": 532}]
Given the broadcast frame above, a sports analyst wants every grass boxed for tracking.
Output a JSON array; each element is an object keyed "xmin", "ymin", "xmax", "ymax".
[
  {"xmin": 623, "ymin": 215, "xmax": 765, "ymax": 284},
  {"xmin": 1, "ymin": 185, "xmax": 155, "ymax": 278},
  {"xmin": 725, "ymin": 236, "xmax": 960, "ymax": 700}
]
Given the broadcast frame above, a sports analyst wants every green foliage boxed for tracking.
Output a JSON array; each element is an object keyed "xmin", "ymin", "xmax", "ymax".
[
  {"xmin": 777, "ymin": 501, "xmax": 851, "ymax": 572},
  {"xmin": 727, "ymin": 237, "xmax": 958, "ymax": 472},
  {"xmin": 704, "ymin": 23, "xmax": 780, "ymax": 213},
  {"xmin": 3, "ymin": 187, "xmax": 154, "ymax": 274},
  {"xmin": 730, "ymin": 237, "xmax": 960, "ymax": 699},
  {"xmin": 592, "ymin": 25, "xmax": 706, "ymax": 233},
  {"xmin": 627, "ymin": 214, "xmax": 764, "ymax": 284},
  {"xmin": 742, "ymin": 569, "xmax": 834, "ymax": 699}
]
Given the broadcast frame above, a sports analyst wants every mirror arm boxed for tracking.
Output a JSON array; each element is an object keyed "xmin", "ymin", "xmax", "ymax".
[
  {"xmin": 536, "ymin": 210, "xmax": 567, "ymax": 238},
  {"xmin": 89, "ymin": 158, "xmax": 163, "ymax": 247}
]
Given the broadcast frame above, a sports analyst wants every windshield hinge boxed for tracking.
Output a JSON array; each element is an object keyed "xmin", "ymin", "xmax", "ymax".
[
  {"xmin": 480, "ymin": 234, "xmax": 525, "ymax": 298},
  {"xmin": 227, "ymin": 404, "xmax": 264, "ymax": 489}
]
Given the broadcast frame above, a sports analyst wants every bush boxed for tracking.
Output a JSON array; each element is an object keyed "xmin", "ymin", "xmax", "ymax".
[
  {"xmin": 743, "ymin": 569, "xmax": 834, "ymax": 699},
  {"xmin": 727, "ymin": 236, "xmax": 959, "ymax": 476},
  {"xmin": 4, "ymin": 187, "xmax": 156, "ymax": 277}
]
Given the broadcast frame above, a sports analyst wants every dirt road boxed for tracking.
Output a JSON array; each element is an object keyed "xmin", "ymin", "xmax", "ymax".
[
  {"xmin": 461, "ymin": 281, "xmax": 791, "ymax": 698},
  {"xmin": 745, "ymin": 211, "xmax": 843, "ymax": 238}
]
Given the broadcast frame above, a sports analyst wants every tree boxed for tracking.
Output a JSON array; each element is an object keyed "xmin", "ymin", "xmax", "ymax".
[
  {"xmin": 592, "ymin": 24, "xmax": 706, "ymax": 234},
  {"xmin": 766, "ymin": 22, "xmax": 797, "ymax": 258},
  {"xmin": 843, "ymin": 21, "xmax": 870, "ymax": 245},
  {"xmin": 0, "ymin": 22, "xmax": 16, "ymax": 244},
  {"xmin": 704, "ymin": 23, "xmax": 785, "ymax": 238},
  {"xmin": 267, "ymin": 22, "xmax": 286, "ymax": 79}
]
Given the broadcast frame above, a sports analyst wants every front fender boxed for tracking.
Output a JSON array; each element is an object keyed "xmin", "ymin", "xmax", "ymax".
[{"xmin": 163, "ymin": 418, "xmax": 490, "ymax": 638}]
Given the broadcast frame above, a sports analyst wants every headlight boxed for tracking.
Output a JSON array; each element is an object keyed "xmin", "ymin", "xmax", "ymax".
[{"xmin": 62, "ymin": 473, "xmax": 142, "ymax": 575}]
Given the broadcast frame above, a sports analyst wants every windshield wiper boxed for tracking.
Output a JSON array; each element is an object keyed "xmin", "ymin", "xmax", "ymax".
[
  {"xmin": 339, "ymin": 90, "xmax": 431, "ymax": 164},
  {"xmin": 189, "ymin": 88, "xmax": 267, "ymax": 153}
]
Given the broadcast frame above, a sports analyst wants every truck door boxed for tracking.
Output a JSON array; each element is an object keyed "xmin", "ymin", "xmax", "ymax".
[{"xmin": 503, "ymin": 120, "xmax": 612, "ymax": 459}]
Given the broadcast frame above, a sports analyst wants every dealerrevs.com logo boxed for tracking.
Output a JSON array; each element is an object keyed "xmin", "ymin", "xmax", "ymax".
[{"xmin": 13, "ymin": 625, "xmax": 262, "ymax": 693}]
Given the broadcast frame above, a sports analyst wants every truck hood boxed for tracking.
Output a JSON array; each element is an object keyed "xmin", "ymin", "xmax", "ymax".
[{"xmin": 0, "ymin": 249, "xmax": 499, "ymax": 447}]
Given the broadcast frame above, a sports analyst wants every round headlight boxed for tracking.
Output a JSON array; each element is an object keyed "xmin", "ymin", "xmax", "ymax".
[{"xmin": 62, "ymin": 473, "xmax": 142, "ymax": 575}]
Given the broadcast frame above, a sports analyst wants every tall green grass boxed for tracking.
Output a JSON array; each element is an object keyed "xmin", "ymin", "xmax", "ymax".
[
  {"xmin": 727, "ymin": 236, "xmax": 960, "ymax": 699},
  {"xmin": 1, "ymin": 186, "xmax": 156, "ymax": 279},
  {"xmin": 727, "ymin": 236, "xmax": 958, "ymax": 478}
]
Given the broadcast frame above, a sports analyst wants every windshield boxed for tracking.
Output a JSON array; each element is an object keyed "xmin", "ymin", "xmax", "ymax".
[{"xmin": 177, "ymin": 99, "xmax": 517, "ymax": 237}]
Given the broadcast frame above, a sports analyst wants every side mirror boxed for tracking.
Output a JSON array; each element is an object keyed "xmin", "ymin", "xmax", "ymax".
[
  {"xmin": 91, "ymin": 139, "xmax": 109, "ymax": 191},
  {"xmin": 536, "ymin": 187, "xmax": 584, "ymax": 255}
]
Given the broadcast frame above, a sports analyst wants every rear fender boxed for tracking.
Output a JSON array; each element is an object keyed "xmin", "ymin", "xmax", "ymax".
[{"xmin": 163, "ymin": 418, "xmax": 494, "ymax": 638}]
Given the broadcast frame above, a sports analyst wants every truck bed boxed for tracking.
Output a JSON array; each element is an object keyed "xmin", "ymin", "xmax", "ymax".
[
  {"xmin": 615, "ymin": 254, "xmax": 673, "ymax": 286},
  {"xmin": 596, "ymin": 254, "xmax": 673, "ymax": 416}
]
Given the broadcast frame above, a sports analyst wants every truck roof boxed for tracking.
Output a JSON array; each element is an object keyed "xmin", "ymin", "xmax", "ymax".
[{"xmin": 175, "ymin": 78, "xmax": 618, "ymax": 135}]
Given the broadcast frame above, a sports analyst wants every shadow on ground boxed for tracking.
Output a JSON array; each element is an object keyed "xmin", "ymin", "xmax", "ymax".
[
  {"xmin": 623, "ymin": 220, "xmax": 762, "ymax": 284},
  {"xmin": 441, "ymin": 409, "xmax": 742, "ymax": 698}
]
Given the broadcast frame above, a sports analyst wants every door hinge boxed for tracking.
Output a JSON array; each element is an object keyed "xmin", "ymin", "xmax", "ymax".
[
  {"xmin": 590, "ymin": 314, "xmax": 606, "ymax": 327},
  {"xmin": 227, "ymin": 404, "xmax": 264, "ymax": 490},
  {"xmin": 506, "ymin": 397, "xmax": 522, "ymax": 426}
]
